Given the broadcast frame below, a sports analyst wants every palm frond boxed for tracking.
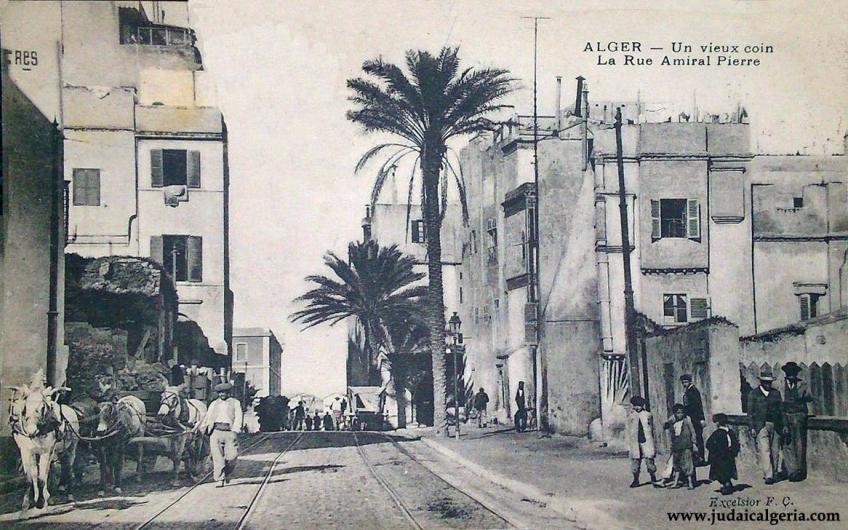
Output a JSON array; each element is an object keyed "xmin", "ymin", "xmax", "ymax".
[{"xmin": 355, "ymin": 143, "xmax": 417, "ymax": 174}]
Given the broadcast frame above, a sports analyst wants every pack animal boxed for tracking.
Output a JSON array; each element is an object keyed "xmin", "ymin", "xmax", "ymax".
[
  {"xmin": 95, "ymin": 396, "xmax": 146, "ymax": 495},
  {"xmin": 8, "ymin": 378, "xmax": 79, "ymax": 512},
  {"xmin": 154, "ymin": 385, "xmax": 208, "ymax": 484}
]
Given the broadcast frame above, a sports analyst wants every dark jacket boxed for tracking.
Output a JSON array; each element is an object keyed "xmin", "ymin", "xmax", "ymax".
[
  {"xmin": 515, "ymin": 389, "xmax": 526, "ymax": 411},
  {"xmin": 706, "ymin": 427, "xmax": 740, "ymax": 482},
  {"xmin": 783, "ymin": 380, "xmax": 813, "ymax": 415},
  {"xmin": 747, "ymin": 386, "xmax": 783, "ymax": 431},
  {"xmin": 683, "ymin": 385, "xmax": 705, "ymax": 424},
  {"xmin": 474, "ymin": 391, "xmax": 489, "ymax": 410}
]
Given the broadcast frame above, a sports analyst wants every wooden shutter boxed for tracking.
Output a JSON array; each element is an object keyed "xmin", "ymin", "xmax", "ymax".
[
  {"xmin": 651, "ymin": 200, "xmax": 661, "ymax": 240},
  {"xmin": 687, "ymin": 199, "xmax": 700, "ymax": 239},
  {"xmin": 690, "ymin": 298, "xmax": 709, "ymax": 319},
  {"xmin": 800, "ymin": 295, "xmax": 810, "ymax": 321},
  {"xmin": 411, "ymin": 221, "xmax": 421, "ymax": 243},
  {"xmin": 87, "ymin": 170, "xmax": 100, "ymax": 206},
  {"xmin": 150, "ymin": 235, "xmax": 164, "ymax": 265},
  {"xmin": 187, "ymin": 150, "xmax": 201, "ymax": 188},
  {"xmin": 73, "ymin": 169, "xmax": 86, "ymax": 205},
  {"xmin": 187, "ymin": 236, "xmax": 203, "ymax": 282},
  {"xmin": 150, "ymin": 149, "xmax": 164, "ymax": 187}
]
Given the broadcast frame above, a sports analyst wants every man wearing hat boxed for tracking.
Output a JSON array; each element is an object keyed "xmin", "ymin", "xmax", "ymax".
[
  {"xmin": 201, "ymin": 382, "xmax": 243, "ymax": 486},
  {"xmin": 680, "ymin": 374, "xmax": 706, "ymax": 464},
  {"xmin": 746, "ymin": 366, "xmax": 783, "ymax": 484},
  {"xmin": 781, "ymin": 362, "xmax": 813, "ymax": 481},
  {"xmin": 625, "ymin": 396, "xmax": 660, "ymax": 487}
]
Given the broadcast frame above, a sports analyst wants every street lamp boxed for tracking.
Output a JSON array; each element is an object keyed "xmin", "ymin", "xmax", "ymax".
[{"xmin": 447, "ymin": 312, "xmax": 462, "ymax": 440}]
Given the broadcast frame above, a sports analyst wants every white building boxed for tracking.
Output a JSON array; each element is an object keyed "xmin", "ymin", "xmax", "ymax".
[{"xmin": 2, "ymin": 1, "xmax": 233, "ymax": 360}]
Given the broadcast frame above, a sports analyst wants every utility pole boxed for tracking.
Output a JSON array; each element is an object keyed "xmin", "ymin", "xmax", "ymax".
[
  {"xmin": 614, "ymin": 108, "xmax": 642, "ymax": 398},
  {"xmin": 521, "ymin": 15, "xmax": 550, "ymax": 432}
]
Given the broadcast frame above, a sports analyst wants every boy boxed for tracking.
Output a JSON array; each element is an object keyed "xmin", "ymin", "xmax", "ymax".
[
  {"xmin": 626, "ymin": 396, "xmax": 660, "ymax": 487},
  {"xmin": 663, "ymin": 403, "xmax": 697, "ymax": 490},
  {"xmin": 706, "ymin": 413, "xmax": 740, "ymax": 495}
]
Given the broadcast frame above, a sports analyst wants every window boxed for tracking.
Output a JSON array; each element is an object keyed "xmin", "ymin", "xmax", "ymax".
[
  {"xmin": 663, "ymin": 294, "xmax": 688, "ymax": 324},
  {"xmin": 411, "ymin": 220, "xmax": 426, "ymax": 243},
  {"xmin": 150, "ymin": 235, "xmax": 202, "ymax": 282},
  {"xmin": 793, "ymin": 197, "xmax": 804, "ymax": 208},
  {"xmin": 151, "ymin": 149, "xmax": 201, "ymax": 188},
  {"xmin": 234, "ymin": 343, "xmax": 247, "ymax": 363},
  {"xmin": 73, "ymin": 168, "xmax": 100, "ymax": 206},
  {"xmin": 520, "ymin": 230, "xmax": 527, "ymax": 268},
  {"xmin": 486, "ymin": 218, "xmax": 498, "ymax": 265},
  {"xmin": 459, "ymin": 287, "xmax": 463, "ymax": 304},
  {"xmin": 470, "ymin": 230, "xmax": 478, "ymax": 254},
  {"xmin": 651, "ymin": 198, "xmax": 700, "ymax": 240},
  {"xmin": 799, "ymin": 294, "xmax": 820, "ymax": 320}
]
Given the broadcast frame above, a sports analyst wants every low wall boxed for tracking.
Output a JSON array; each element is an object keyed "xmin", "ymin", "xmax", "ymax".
[
  {"xmin": 725, "ymin": 415, "xmax": 848, "ymax": 482},
  {"xmin": 741, "ymin": 309, "xmax": 848, "ymax": 367},
  {"xmin": 644, "ymin": 318, "xmax": 742, "ymax": 453}
]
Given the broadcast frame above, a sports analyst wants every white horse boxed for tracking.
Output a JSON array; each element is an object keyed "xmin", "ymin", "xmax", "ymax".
[
  {"xmin": 155, "ymin": 385, "xmax": 208, "ymax": 484},
  {"xmin": 8, "ymin": 374, "xmax": 79, "ymax": 512}
]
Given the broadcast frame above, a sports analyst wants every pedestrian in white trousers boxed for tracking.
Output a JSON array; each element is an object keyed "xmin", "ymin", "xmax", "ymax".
[{"xmin": 202, "ymin": 382, "xmax": 244, "ymax": 486}]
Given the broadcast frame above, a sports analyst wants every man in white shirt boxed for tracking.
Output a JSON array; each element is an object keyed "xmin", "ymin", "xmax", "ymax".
[{"xmin": 201, "ymin": 382, "xmax": 243, "ymax": 486}]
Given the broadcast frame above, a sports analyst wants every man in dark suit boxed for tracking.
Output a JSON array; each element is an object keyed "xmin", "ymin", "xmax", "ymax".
[
  {"xmin": 781, "ymin": 362, "xmax": 813, "ymax": 481},
  {"xmin": 747, "ymin": 366, "xmax": 783, "ymax": 484},
  {"xmin": 680, "ymin": 374, "xmax": 706, "ymax": 464}
]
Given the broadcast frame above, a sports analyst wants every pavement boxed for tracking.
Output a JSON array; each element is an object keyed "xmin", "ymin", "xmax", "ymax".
[{"xmin": 413, "ymin": 424, "xmax": 847, "ymax": 530}]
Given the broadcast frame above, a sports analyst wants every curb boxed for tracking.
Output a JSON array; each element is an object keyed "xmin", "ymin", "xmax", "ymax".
[{"xmin": 421, "ymin": 437, "xmax": 621, "ymax": 530}]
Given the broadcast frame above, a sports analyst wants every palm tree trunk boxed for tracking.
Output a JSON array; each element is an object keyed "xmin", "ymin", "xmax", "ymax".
[{"xmin": 422, "ymin": 139, "xmax": 448, "ymax": 436}]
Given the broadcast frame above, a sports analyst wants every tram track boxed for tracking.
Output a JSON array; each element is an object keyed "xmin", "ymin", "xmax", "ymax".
[
  {"xmin": 352, "ymin": 431, "xmax": 515, "ymax": 530},
  {"xmin": 134, "ymin": 431, "xmax": 304, "ymax": 530}
]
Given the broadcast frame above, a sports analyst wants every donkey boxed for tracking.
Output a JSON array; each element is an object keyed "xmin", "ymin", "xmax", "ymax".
[
  {"xmin": 155, "ymin": 385, "xmax": 208, "ymax": 484},
  {"xmin": 8, "ymin": 376, "xmax": 79, "ymax": 512},
  {"xmin": 94, "ymin": 395, "xmax": 146, "ymax": 495}
]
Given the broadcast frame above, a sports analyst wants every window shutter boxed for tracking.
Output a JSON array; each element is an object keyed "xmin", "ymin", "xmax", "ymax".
[
  {"xmin": 411, "ymin": 221, "xmax": 420, "ymax": 243},
  {"xmin": 651, "ymin": 200, "xmax": 661, "ymax": 240},
  {"xmin": 73, "ymin": 170, "xmax": 86, "ymax": 206},
  {"xmin": 187, "ymin": 150, "xmax": 201, "ymax": 188},
  {"xmin": 150, "ymin": 235, "xmax": 164, "ymax": 265},
  {"xmin": 690, "ymin": 298, "xmax": 709, "ymax": 319},
  {"xmin": 800, "ymin": 295, "xmax": 810, "ymax": 321},
  {"xmin": 687, "ymin": 198, "xmax": 700, "ymax": 239},
  {"xmin": 88, "ymin": 170, "xmax": 100, "ymax": 206},
  {"xmin": 151, "ymin": 149, "xmax": 164, "ymax": 187},
  {"xmin": 187, "ymin": 236, "xmax": 203, "ymax": 282}
]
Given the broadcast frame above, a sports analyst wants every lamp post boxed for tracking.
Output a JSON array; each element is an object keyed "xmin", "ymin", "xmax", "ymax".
[{"xmin": 448, "ymin": 312, "xmax": 462, "ymax": 441}]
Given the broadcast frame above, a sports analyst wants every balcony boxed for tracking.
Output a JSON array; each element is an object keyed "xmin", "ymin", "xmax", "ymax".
[{"xmin": 125, "ymin": 25, "xmax": 195, "ymax": 46}]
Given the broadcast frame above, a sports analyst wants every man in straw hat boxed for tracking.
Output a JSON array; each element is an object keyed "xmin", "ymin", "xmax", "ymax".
[
  {"xmin": 201, "ymin": 382, "xmax": 243, "ymax": 486},
  {"xmin": 781, "ymin": 362, "xmax": 813, "ymax": 482},
  {"xmin": 746, "ymin": 366, "xmax": 783, "ymax": 485}
]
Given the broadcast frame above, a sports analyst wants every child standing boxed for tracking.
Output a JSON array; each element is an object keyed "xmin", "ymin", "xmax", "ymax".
[
  {"xmin": 706, "ymin": 413, "xmax": 740, "ymax": 495},
  {"xmin": 626, "ymin": 396, "xmax": 660, "ymax": 488},
  {"xmin": 663, "ymin": 403, "xmax": 698, "ymax": 490}
]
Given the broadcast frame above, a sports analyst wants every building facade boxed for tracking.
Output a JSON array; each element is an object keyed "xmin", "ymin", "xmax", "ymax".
[
  {"xmin": 0, "ymin": 58, "xmax": 66, "ymax": 441},
  {"xmin": 232, "ymin": 328, "xmax": 283, "ymax": 398},
  {"xmin": 2, "ymin": 1, "xmax": 233, "ymax": 361}
]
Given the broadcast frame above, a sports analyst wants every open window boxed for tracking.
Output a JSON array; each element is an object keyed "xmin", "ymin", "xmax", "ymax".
[
  {"xmin": 150, "ymin": 235, "xmax": 202, "ymax": 282},
  {"xmin": 663, "ymin": 294, "xmax": 688, "ymax": 324},
  {"xmin": 151, "ymin": 149, "xmax": 201, "ymax": 188},
  {"xmin": 411, "ymin": 220, "xmax": 426, "ymax": 244},
  {"xmin": 651, "ymin": 198, "xmax": 700, "ymax": 241}
]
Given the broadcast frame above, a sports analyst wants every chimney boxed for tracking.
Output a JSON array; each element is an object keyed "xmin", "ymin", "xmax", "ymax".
[
  {"xmin": 555, "ymin": 76, "xmax": 563, "ymax": 131},
  {"xmin": 574, "ymin": 76, "xmax": 585, "ymax": 118}
]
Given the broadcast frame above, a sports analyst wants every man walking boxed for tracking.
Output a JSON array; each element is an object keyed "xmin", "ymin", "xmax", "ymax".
[
  {"xmin": 747, "ymin": 366, "xmax": 783, "ymax": 485},
  {"xmin": 515, "ymin": 381, "xmax": 527, "ymax": 432},
  {"xmin": 201, "ymin": 382, "xmax": 243, "ymax": 487},
  {"xmin": 331, "ymin": 396, "xmax": 344, "ymax": 430},
  {"xmin": 293, "ymin": 401, "xmax": 305, "ymax": 431},
  {"xmin": 473, "ymin": 388, "xmax": 490, "ymax": 428},
  {"xmin": 781, "ymin": 362, "xmax": 813, "ymax": 481},
  {"xmin": 681, "ymin": 374, "xmax": 706, "ymax": 463}
]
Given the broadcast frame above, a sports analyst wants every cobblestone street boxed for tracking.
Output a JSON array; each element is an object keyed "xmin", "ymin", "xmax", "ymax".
[{"xmin": 0, "ymin": 431, "xmax": 566, "ymax": 529}]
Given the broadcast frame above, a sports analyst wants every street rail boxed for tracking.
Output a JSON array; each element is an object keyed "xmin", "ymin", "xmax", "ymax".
[
  {"xmin": 134, "ymin": 431, "xmax": 304, "ymax": 530},
  {"xmin": 351, "ymin": 430, "xmax": 423, "ymax": 530}
]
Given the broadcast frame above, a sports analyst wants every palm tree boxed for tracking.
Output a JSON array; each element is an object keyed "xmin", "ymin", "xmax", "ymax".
[
  {"xmin": 378, "ymin": 313, "xmax": 431, "ymax": 428},
  {"xmin": 347, "ymin": 47, "xmax": 514, "ymax": 435},
  {"xmin": 290, "ymin": 240, "xmax": 426, "ymax": 385}
]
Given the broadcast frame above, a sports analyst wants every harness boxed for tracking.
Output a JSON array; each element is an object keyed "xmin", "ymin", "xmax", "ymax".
[{"xmin": 7, "ymin": 393, "xmax": 61, "ymax": 438}]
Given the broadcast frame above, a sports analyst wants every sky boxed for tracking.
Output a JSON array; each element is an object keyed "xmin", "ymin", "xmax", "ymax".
[{"xmin": 186, "ymin": 0, "xmax": 848, "ymax": 397}]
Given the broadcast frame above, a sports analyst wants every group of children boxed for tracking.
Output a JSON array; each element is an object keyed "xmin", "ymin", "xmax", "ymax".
[{"xmin": 628, "ymin": 396, "xmax": 740, "ymax": 495}]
